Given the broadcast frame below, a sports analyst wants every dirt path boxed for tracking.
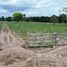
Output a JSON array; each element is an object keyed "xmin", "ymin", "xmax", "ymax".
[
  {"xmin": 0, "ymin": 23, "xmax": 40, "ymax": 67},
  {"xmin": 0, "ymin": 23, "xmax": 26, "ymax": 49},
  {"xmin": 0, "ymin": 23, "xmax": 67, "ymax": 67}
]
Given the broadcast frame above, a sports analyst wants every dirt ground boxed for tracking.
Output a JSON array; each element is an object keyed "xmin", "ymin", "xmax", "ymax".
[{"xmin": 0, "ymin": 24, "xmax": 67, "ymax": 67}]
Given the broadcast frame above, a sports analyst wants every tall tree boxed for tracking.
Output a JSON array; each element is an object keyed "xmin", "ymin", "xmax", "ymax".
[
  {"xmin": 63, "ymin": 7, "xmax": 67, "ymax": 25},
  {"xmin": 0, "ymin": 16, "xmax": 5, "ymax": 21},
  {"xmin": 59, "ymin": 14, "xmax": 66, "ymax": 23},
  {"xmin": 50, "ymin": 15, "xmax": 58, "ymax": 24},
  {"xmin": 13, "ymin": 12, "xmax": 25, "ymax": 21},
  {"xmin": 6, "ymin": 16, "xmax": 12, "ymax": 21}
]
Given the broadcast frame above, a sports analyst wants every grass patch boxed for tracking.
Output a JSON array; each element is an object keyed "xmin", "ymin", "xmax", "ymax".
[
  {"xmin": 0, "ymin": 22, "xmax": 3, "ymax": 31},
  {"xmin": 6, "ymin": 21, "xmax": 67, "ymax": 38}
]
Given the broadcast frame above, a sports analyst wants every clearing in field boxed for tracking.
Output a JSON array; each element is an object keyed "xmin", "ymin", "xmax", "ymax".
[{"xmin": 0, "ymin": 23, "xmax": 67, "ymax": 67}]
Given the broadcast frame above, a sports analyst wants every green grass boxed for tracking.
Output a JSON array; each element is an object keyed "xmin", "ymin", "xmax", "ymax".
[
  {"xmin": 0, "ymin": 22, "xmax": 3, "ymax": 31},
  {"xmin": 7, "ymin": 21, "xmax": 67, "ymax": 38}
]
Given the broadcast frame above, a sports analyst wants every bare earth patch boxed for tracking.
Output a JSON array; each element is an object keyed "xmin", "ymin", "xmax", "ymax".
[{"xmin": 0, "ymin": 24, "xmax": 67, "ymax": 67}]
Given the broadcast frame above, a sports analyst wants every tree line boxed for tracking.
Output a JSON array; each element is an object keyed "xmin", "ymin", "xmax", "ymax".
[{"xmin": 0, "ymin": 12, "xmax": 67, "ymax": 24}]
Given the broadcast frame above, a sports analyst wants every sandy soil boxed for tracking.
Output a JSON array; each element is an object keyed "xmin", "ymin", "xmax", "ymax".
[{"xmin": 0, "ymin": 24, "xmax": 67, "ymax": 67}]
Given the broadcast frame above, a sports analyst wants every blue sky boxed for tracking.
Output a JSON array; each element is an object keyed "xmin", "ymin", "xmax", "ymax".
[{"xmin": 0, "ymin": 0, "xmax": 67, "ymax": 17}]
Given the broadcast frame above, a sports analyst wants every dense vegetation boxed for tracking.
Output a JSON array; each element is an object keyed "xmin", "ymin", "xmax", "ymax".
[
  {"xmin": 0, "ymin": 12, "xmax": 67, "ymax": 25},
  {"xmin": 7, "ymin": 21, "xmax": 67, "ymax": 38},
  {"xmin": 0, "ymin": 22, "xmax": 3, "ymax": 31}
]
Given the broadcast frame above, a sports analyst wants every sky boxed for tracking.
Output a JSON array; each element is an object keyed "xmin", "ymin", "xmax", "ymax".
[{"xmin": 0, "ymin": 0, "xmax": 67, "ymax": 17}]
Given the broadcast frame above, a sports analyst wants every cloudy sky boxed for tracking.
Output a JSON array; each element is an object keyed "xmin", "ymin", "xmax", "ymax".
[{"xmin": 0, "ymin": 0, "xmax": 67, "ymax": 17}]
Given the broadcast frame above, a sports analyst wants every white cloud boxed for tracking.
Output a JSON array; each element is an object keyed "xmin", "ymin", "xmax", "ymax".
[
  {"xmin": 0, "ymin": 0, "xmax": 18, "ymax": 5},
  {"xmin": 22, "ymin": 0, "xmax": 67, "ymax": 16},
  {"xmin": 0, "ymin": 9, "xmax": 8, "ymax": 13},
  {"xmin": 0, "ymin": 0, "xmax": 67, "ymax": 16},
  {"xmin": 32, "ymin": 0, "xmax": 52, "ymax": 8}
]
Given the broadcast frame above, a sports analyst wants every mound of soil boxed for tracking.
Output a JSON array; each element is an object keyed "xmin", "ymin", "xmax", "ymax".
[
  {"xmin": 0, "ymin": 47, "xmax": 36, "ymax": 67},
  {"xmin": 0, "ymin": 24, "xmax": 38, "ymax": 67}
]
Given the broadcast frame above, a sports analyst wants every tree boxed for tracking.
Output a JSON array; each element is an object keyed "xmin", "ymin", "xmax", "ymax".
[
  {"xmin": 63, "ymin": 7, "xmax": 67, "ymax": 25},
  {"xmin": 50, "ymin": 15, "xmax": 58, "ymax": 24},
  {"xmin": 0, "ymin": 16, "xmax": 5, "ymax": 21},
  {"xmin": 13, "ymin": 12, "xmax": 25, "ymax": 21},
  {"xmin": 6, "ymin": 16, "xmax": 12, "ymax": 21},
  {"xmin": 59, "ymin": 14, "xmax": 66, "ymax": 23},
  {"xmin": 41, "ymin": 16, "xmax": 50, "ymax": 22}
]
